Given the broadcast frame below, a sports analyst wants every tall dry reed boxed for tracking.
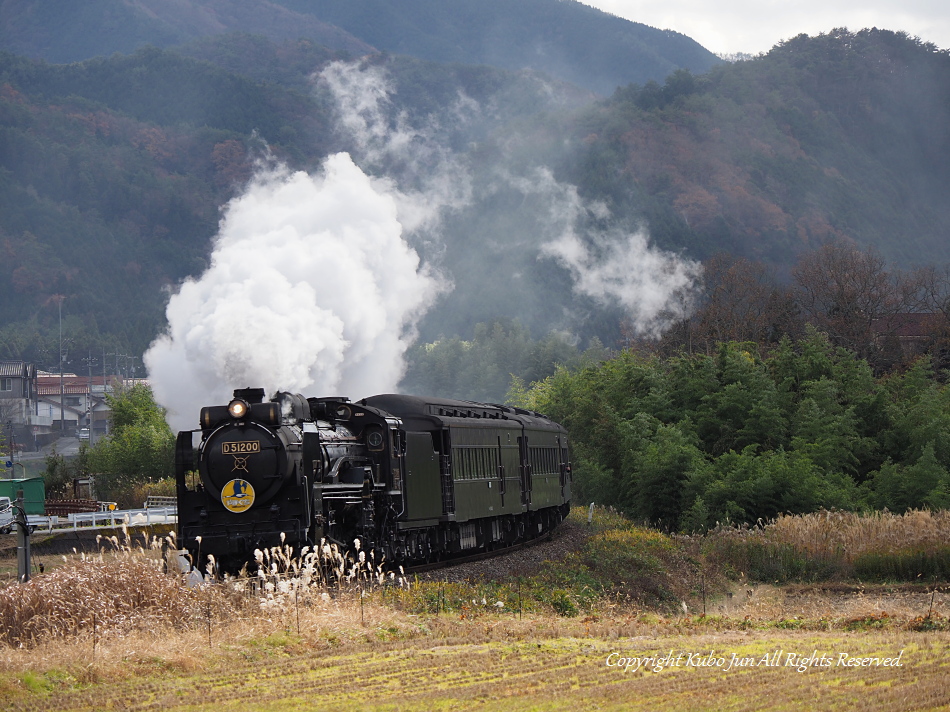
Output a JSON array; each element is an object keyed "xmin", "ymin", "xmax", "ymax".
[
  {"xmin": 705, "ymin": 509, "xmax": 950, "ymax": 582},
  {"xmin": 763, "ymin": 509, "xmax": 950, "ymax": 560}
]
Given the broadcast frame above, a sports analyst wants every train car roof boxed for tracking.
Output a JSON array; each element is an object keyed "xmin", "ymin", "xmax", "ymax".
[{"xmin": 357, "ymin": 394, "xmax": 562, "ymax": 433}]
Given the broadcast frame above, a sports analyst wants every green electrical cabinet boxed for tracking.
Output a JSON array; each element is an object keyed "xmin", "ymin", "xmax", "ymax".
[{"xmin": 0, "ymin": 477, "xmax": 47, "ymax": 514}]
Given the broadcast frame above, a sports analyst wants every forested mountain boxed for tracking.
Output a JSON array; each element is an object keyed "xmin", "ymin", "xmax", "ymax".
[
  {"xmin": 0, "ymin": 0, "xmax": 373, "ymax": 63},
  {"xmin": 270, "ymin": 0, "xmax": 719, "ymax": 94},
  {"xmin": 0, "ymin": 43, "xmax": 335, "ymax": 367},
  {"xmin": 403, "ymin": 29, "xmax": 950, "ymax": 358},
  {"xmin": 570, "ymin": 29, "xmax": 950, "ymax": 268},
  {"xmin": 1, "ymin": 25, "xmax": 949, "ymax": 402},
  {"xmin": 0, "ymin": 0, "xmax": 719, "ymax": 94},
  {"xmin": 0, "ymin": 40, "xmax": 589, "ymax": 370}
]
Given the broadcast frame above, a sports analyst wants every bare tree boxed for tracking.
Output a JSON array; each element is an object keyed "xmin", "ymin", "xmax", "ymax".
[
  {"xmin": 643, "ymin": 253, "xmax": 799, "ymax": 356},
  {"xmin": 910, "ymin": 264, "xmax": 950, "ymax": 319},
  {"xmin": 903, "ymin": 264, "xmax": 950, "ymax": 369},
  {"xmin": 637, "ymin": 244, "xmax": 932, "ymax": 369},
  {"xmin": 690, "ymin": 253, "xmax": 799, "ymax": 353},
  {"xmin": 792, "ymin": 241, "xmax": 913, "ymax": 366}
]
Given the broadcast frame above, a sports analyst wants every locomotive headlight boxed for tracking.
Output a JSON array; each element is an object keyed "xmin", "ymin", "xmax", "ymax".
[{"xmin": 228, "ymin": 399, "xmax": 249, "ymax": 419}]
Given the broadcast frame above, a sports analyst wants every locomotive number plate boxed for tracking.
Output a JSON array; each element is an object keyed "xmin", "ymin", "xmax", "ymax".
[{"xmin": 222, "ymin": 441, "xmax": 260, "ymax": 454}]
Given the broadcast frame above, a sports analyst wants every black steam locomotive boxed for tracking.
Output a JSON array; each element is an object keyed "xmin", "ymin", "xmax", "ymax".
[{"xmin": 175, "ymin": 388, "xmax": 571, "ymax": 573}]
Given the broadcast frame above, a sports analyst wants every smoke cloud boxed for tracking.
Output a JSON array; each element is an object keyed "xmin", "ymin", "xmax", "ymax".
[
  {"xmin": 145, "ymin": 153, "xmax": 441, "ymax": 430},
  {"xmin": 544, "ymin": 226, "xmax": 701, "ymax": 336},
  {"xmin": 146, "ymin": 59, "xmax": 702, "ymax": 427},
  {"xmin": 317, "ymin": 61, "xmax": 473, "ymax": 235},
  {"xmin": 444, "ymin": 163, "xmax": 701, "ymax": 340},
  {"xmin": 510, "ymin": 168, "xmax": 702, "ymax": 336}
]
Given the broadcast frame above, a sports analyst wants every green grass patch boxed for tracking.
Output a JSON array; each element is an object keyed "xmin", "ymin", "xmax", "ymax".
[
  {"xmin": 844, "ymin": 612, "xmax": 893, "ymax": 631},
  {"xmin": 853, "ymin": 547, "xmax": 950, "ymax": 582},
  {"xmin": 530, "ymin": 511, "xmax": 701, "ymax": 612},
  {"xmin": 715, "ymin": 539, "xmax": 844, "ymax": 582},
  {"xmin": 19, "ymin": 670, "xmax": 54, "ymax": 694},
  {"xmin": 16, "ymin": 668, "xmax": 77, "ymax": 695},
  {"xmin": 379, "ymin": 508, "xmax": 701, "ymax": 617}
]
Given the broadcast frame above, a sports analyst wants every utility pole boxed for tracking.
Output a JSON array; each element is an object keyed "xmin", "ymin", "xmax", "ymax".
[
  {"xmin": 117, "ymin": 353, "xmax": 133, "ymax": 386},
  {"xmin": 58, "ymin": 296, "xmax": 65, "ymax": 436},
  {"xmin": 4, "ymin": 420, "xmax": 13, "ymax": 481},
  {"xmin": 15, "ymin": 499, "xmax": 30, "ymax": 583},
  {"xmin": 106, "ymin": 350, "xmax": 117, "ymax": 436},
  {"xmin": 83, "ymin": 352, "xmax": 97, "ymax": 444}
]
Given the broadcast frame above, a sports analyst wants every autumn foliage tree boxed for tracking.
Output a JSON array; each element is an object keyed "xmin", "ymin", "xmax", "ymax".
[{"xmin": 677, "ymin": 254, "xmax": 799, "ymax": 355}]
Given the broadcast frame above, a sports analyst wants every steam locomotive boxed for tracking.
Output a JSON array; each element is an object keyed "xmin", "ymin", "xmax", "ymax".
[{"xmin": 175, "ymin": 388, "xmax": 571, "ymax": 573}]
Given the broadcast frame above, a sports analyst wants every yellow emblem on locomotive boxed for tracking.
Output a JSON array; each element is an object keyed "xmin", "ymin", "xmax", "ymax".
[{"xmin": 221, "ymin": 478, "xmax": 255, "ymax": 513}]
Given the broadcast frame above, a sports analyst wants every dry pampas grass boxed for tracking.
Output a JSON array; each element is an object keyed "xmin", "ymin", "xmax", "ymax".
[{"xmin": 762, "ymin": 509, "xmax": 950, "ymax": 560}]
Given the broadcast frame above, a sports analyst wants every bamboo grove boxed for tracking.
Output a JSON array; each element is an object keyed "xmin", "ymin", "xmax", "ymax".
[{"xmin": 511, "ymin": 329, "xmax": 950, "ymax": 531}]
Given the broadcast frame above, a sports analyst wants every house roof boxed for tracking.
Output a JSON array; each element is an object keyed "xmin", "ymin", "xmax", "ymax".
[
  {"xmin": 37, "ymin": 383, "xmax": 103, "ymax": 396},
  {"xmin": 35, "ymin": 375, "xmax": 147, "ymax": 396},
  {"xmin": 36, "ymin": 374, "xmax": 119, "ymax": 392},
  {"xmin": 0, "ymin": 361, "xmax": 36, "ymax": 378}
]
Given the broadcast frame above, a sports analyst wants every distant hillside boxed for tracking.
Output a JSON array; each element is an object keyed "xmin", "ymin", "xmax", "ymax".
[
  {"xmin": 0, "ymin": 0, "xmax": 719, "ymax": 93},
  {"xmin": 0, "ymin": 44, "xmax": 334, "ymax": 364},
  {"xmin": 0, "ymin": 0, "xmax": 374, "ymax": 62},
  {"xmin": 272, "ymin": 0, "xmax": 720, "ymax": 94},
  {"xmin": 0, "ymin": 41, "xmax": 589, "ymax": 365},
  {"xmin": 2, "ymin": 29, "xmax": 950, "ymax": 381},
  {"xmin": 567, "ymin": 29, "xmax": 950, "ymax": 268}
]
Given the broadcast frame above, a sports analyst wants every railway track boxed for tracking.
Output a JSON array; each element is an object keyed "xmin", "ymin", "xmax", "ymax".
[
  {"xmin": 408, "ymin": 520, "xmax": 588, "ymax": 583},
  {"xmin": 402, "ymin": 530, "xmax": 557, "ymax": 574}
]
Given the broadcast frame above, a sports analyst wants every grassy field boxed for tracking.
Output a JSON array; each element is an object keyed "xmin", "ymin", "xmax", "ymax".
[
  {"xmin": 1, "ymin": 605, "xmax": 947, "ymax": 712},
  {"xmin": 2, "ymin": 509, "xmax": 950, "ymax": 711}
]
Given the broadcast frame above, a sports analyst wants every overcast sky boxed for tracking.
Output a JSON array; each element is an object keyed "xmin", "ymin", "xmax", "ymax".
[{"xmin": 582, "ymin": 0, "xmax": 950, "ymax": 56}]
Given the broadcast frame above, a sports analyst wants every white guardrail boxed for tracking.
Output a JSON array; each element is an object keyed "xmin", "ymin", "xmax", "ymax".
[{"xmin": 28, "ymin": 507, "xmax": 177, "ymax": 533}]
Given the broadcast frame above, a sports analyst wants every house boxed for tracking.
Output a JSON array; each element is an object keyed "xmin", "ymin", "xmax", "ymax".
[
  {"xmin": 0, "ymin": 361, "xmax": 45, "ymax": 450},
  {"xmin": 36, "ymin": 372, "xmax": 118, "ymax": 441}
]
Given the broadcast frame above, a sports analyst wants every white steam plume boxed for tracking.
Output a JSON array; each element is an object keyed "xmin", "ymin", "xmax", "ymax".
[
  {"xmin": 145, "ymin": 153, "xmax": 441, "ymax": 431},
  {"xmin": 318, "ymin": 60, "xmax": 701, "ymax": 339},
  {"xmin": 317, "ymin": 61, "xmax": 473, "ymax": 234},
  {"xmin": 146, "ymin": 60, "xmax": 702, "ymax": 428},
  {"xmin": 509, "ymin": 168, "xmax": 702, "ymax": 336},
  {"xmin": 545, "ymin": 228, "xmax": 702, "ymax": 336}
]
